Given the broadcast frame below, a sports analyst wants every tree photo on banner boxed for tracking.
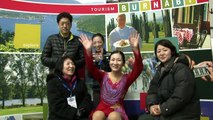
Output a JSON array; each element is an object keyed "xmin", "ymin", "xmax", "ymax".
[
  {"xmin": 172, "ymin": 3, "xmax": 211, "ymax": 50},
  {"xmin": 0, "ymin": 0, "xmax": 212, "ymax": 120}
]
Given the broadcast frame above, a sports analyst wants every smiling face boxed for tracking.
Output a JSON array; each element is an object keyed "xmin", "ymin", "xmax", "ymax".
[
  {"xmin": 109, "ymin": 53, "xmax": 124, "ymax": 72},
  {"xmin": 58, "ymin": 17, "xmax": 71, "ymax": 37},
  {"xmin": 116, "ymin": 14, "xmax": 126, "ymax": 29},
  {"xmin": 62, "ymin": 58, "xmax": 76, "ymax": 76},
  {"xmin": 156, "ymin": 45, "xmax": 172, "ymax": 64},
  {"xmin": 92, "ymin": 36, "xmax": 104, "ymax": 52}
]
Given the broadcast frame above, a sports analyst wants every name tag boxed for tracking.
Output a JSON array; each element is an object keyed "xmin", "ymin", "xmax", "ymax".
[{"xmin": 67, "ymin": 96, "xmax": 77, "ymax": 108}]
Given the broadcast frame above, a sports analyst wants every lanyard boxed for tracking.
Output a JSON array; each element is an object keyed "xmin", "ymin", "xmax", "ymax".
[
  {"xmin": 57, "ymin": 75, "xmax": 77, "ymax": 96},
  {"xmin": 98, "ymin": 59, "xmax": 102, "ymax": 66}
]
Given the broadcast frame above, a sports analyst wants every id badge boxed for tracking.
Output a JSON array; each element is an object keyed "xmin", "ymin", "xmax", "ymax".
[{"xmin": 67, "ymin": 96, "xmax": 77, "ymax": 108}]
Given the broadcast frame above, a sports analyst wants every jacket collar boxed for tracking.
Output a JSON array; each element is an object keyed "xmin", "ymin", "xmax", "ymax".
[
  {"xmin": 59, "ymin": 32, "xmax": 74, "ymax": 41},
  {"xmin": 156, "ymin": 56, "xmax": 177, "ymax": 83}
]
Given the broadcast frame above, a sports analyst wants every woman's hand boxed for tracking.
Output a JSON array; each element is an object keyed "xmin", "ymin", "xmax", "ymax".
[
  {"xmin": 129, "ymin": 31, "xmax": 140, "ymax": 50},
  {"xmin": 150, "ymin": 105, "xmax": 161, "ymax": 116},
  {"xmin": 79, "ymin": 34, "xmax": 92, "ymax": 52},
  {"xmin": 197, "ymin": 61, "xmax": 213, "ymax": 81},
  {"xmin": 93, "ymin": 53, "xmax": 103, "ymax": 62}
]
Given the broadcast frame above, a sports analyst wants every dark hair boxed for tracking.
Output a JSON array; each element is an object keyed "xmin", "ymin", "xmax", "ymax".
[
  {"xmin": 109, "ymin": 50, "xmax": 125, "ymax": 64},
  {"xmin": 57, "ymin": 12, "xmax": 73, "ymax": 24},
  {"xmin": 154, "ymin": 39, "xmax": 178, "ymax": 61},
  {"xmin": 92, "ymin": 33, "xmax": 105, "ymax": 43},
  {"xmin": 54, "ymin": 55, "xmax": 77, "ymax": 76}
]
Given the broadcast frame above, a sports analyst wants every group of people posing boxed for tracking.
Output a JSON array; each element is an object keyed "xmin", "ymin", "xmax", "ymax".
[{"xmin": 41, "ymin": 12, "xmax": 212, "ymax": 120}]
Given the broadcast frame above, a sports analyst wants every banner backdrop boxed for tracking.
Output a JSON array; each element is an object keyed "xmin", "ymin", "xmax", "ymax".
[{"xmin": 0, "ymin": 0, "xmax": 212, "ymax": 119}]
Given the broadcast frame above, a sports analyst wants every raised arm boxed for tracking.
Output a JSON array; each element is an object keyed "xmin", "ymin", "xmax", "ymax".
[
  {"xmin": 79, "ymin": 34, "xmax": 105, "ymax": 82},
  {"xmin": 126, "ymin": 32, "xmax": 143, "ymax": 87},
  {"xmin": 129, "ymin": 31, "xmax": 140, "ymax": 51},
  {"xmin": 79, "ymin": 34, "xmax": 93, "ymax": 55}
]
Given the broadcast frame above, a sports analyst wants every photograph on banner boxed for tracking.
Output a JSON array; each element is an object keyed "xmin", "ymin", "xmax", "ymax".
[
  {"xmin": 0, "ymin": 11, "xmax": 42, "ymax": 52},
  {"xmin": 0, "ymin": 53, "xmax": 47, "ymax": 117},
  {"xmin": 0, "ymin": 11, "xmax": 106, "ymax": 117},
  {"xmin": 106, "ymin": 10, "xmax": 172, "ymax": 52},
  {"xmin": 0, "ymin": 10, "xmax": 106, "ymax": 52},
  {"xmin": 120, "ymin": 52, "xmax": 157, "ymax": 116},
  {"xmin": 123, "ymin": 52, "xmax": 157, "ymax": 94},
  {"xmin": 172, "ymin": 3, "xmax": 211, "ymax": 50}
]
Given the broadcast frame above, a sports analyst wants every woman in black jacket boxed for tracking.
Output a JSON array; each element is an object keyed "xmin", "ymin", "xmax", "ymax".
[
  {"xmin": 138, "ymin": 39, "xmax": 200, "ymax": 120},
  {"xmin": 47, "ymin": 55, "xmax": 93, "ymax": 120},
  {"xmin": 91, "ymin": 33, "xmax": 111, "ymax": 72}
]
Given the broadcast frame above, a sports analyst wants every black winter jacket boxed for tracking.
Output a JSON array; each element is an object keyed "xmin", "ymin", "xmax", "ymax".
[
  {"xmin": 47, "ymin": 74, "xmax": 93, "ymax": 120},
  {"xmin": 146, "ymin": 56, "xmax": 201, "ymax": 120},
  {"xmin": 41, "ymin": 33, "xmax": 85, "ymax": 69}
]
